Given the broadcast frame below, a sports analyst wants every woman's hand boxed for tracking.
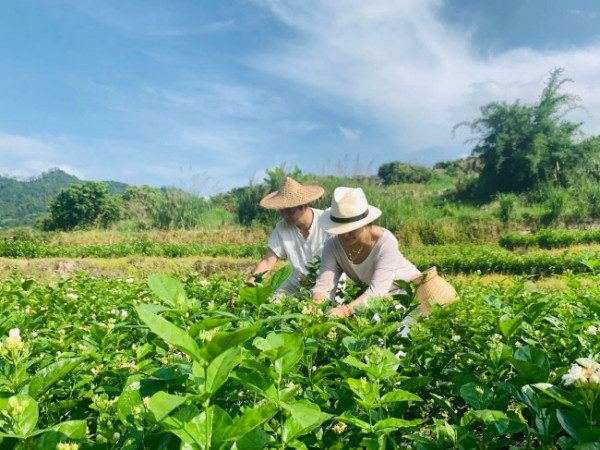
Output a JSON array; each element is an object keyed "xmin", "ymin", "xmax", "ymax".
[{"xmin": 328, "ymin": 304, "xmax": 353, "ymax": 318}]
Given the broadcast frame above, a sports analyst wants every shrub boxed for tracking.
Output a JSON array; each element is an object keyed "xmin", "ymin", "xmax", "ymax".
[{"xmin": 377, "ymin": 162, "xmax": 435, "ymax": 185}]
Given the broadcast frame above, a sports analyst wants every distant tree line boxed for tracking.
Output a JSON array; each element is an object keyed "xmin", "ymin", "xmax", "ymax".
[{"xmin": 3, "ymin": 68, "xmax": 600, "ymax": 232}]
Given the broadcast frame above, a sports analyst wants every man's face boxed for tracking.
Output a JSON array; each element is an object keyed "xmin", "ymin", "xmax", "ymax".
[{"xmin": 279, "ymin": 206, "xmax": 304, "ymax": 225}]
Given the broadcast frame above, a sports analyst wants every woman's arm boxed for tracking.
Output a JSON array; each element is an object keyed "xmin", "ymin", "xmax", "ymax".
[{"xmin": 311, "ymin": 239, "xmax": 342, "ymax": 303}]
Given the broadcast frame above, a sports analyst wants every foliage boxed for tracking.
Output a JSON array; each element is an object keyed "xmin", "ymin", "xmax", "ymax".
[
  {"xmin": 495, "ymin": 193, "xmax": 519, "ymax": 225},
  {"xmin": 120, "ymin": 185, "xmax": 163, "ymax": 226},
  {"xmin": 377, "ymin": 162, "xmax": 436, "ymax": 185},
  {"xmin": 456, "ymin": 68, "xmax": 595, "ymax": 198},
  {"xmin": 39, "ymin": 181, "xmax": 122, "ymax": 231},
  {"xmin": 149, "ymin": 189, "xmax": 213, "ymax": 230},
  {"xmin": 500, "ymin": 228, "xmax": 600, "ymax": 250},
  {"xmin": 0, "ymin": 259, "xmax": 600, "ymax": 447},
  {"xmin": 0, "ymin": 169, "xmax": 127, "ymax": 230},
  {"xmin": 223, "ymin": 165, "xmax": 304, "ymax": 227}
]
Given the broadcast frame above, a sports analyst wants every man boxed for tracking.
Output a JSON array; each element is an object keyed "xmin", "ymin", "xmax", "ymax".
[{"xmin": 248, "ymin": 177, "xmax": 330, "ymax": 297}]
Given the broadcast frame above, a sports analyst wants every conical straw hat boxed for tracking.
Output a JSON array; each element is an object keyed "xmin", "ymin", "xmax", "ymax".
[
  {"xmin": 260, "ymin": 177, "xmax": 324, "ymax": 209},
  {"xmin": 411, "ymin": 267, "xmax": 458, "ymax": 316}
]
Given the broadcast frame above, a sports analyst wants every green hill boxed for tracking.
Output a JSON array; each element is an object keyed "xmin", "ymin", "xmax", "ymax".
[{"xmin": 0, "ymin": 168, "xmax": 128, "ymax": 229}]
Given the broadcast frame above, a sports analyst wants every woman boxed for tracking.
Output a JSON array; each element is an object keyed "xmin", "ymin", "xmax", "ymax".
[{"xmin": 312, "ymin": 187, "xmax": 421, "ymax": 317}]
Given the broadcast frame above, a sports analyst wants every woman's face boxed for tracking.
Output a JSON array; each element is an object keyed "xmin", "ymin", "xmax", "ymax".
[{"xmin": 338, "ymin": 226, "xmax": 366, "ymax": 245}]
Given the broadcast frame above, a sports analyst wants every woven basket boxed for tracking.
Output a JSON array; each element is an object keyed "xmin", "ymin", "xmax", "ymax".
[{"xmin": 411, "ymin": 267, "xmax": 458, "ymax": 316}]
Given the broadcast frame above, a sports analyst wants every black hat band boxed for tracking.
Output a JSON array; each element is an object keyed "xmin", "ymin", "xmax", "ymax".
[{"xmin": 330, "ymin": 210, "xmax": 369, "ymax": 224}]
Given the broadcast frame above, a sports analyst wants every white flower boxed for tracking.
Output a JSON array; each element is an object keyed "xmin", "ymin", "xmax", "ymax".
[
  {"xmin": 199, "ymin": 280, "xmax": 209, "ymax": 286},
  {"xmin": 30, "ymin": 331, "xmax": 37, "ymax": 338},
  {"xmin": 58, "ymin": 329, "xmax": 65, "ymax": 335},
  {"xmin": 9, "ymin": 328, "xmax": 20, "ymax": 339},
  {"xmin": 125, "ymin": 277, "xmax": 134, "ymax": 283},
  {"xmin": 451, "ymin": 335, "xmax": 461, "ymax": 342},
  {"xmin": 395, "ymin": 350, "xmax": 406, "ymax": 359},
  {"xmin": 372, "ymin": 314, "xmax": 381, "ymax": 323},
  {"xmin": 584, "ymin": 325, "xmax": 598, "ymax": 336},
  {"xmin": 492, "ymin": 334, "xmax": 502, "ymax": 341},
  {"xmin": 66, "ymin": 293, "xmax": 78, "ymax": 300},
  {"xmin": 120, "ymin": 310, "xmax": 128, "ymax": 318},
  {"xmin": 563, "ymin": 363, "xmax": 587, "ymax": 386}
]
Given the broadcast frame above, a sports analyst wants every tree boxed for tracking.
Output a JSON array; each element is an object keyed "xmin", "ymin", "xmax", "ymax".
[
  {"xmin": 455, "ymin": 68, "xmax": 591, "ymax": 198},
  {"xmin": 377, "ymin": 162, "xmax": 435, "ymax": 185},
  {"xmin": 41, "ymin": 181, "xmax": 121, "ymax": 231}
]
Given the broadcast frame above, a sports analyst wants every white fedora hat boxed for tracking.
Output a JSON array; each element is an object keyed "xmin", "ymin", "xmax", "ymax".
[{"xmin": 319, "ymin": 187, "xmax": 381, "ymax": 234}]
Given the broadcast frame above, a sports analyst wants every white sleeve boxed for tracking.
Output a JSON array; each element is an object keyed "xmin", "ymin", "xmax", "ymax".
[{"xmin": 267, "ymin": 222, "xmax": 286, "ymax": 259}]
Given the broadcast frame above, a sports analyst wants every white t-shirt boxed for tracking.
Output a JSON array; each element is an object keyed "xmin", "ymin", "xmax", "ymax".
[{"xmin": 267, "ymin": 208, "xmax": 330, "ymax": 295}]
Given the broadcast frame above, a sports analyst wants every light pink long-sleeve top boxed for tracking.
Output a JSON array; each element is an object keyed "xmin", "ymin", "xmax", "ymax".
[{"xmin": 312, "ymin": 228, "xmax": 421, "ymax": 302}]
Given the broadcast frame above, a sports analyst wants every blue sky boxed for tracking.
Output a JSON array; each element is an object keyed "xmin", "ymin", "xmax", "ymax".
[{"xmin": 1, "ymin": 0, "xmax": 599, "ymax": 195}]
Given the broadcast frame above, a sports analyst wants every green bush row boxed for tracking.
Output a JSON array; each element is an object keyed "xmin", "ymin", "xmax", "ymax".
[
  {"xmin": 0, "ymin": 240, "xmax": 265, "ymax": 259},
  {"xmin": 499, "ymin": 228, "xmax": 600, "ymax": 249},
  {"xmin": 407, "ymin": 244, "xmax": 598, "ymax": 276}
]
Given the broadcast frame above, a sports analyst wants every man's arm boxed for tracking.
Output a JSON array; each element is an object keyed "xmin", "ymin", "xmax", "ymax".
[{"xmin": 248, "ymin": 248, "xmax": 279, "ymax": 285}]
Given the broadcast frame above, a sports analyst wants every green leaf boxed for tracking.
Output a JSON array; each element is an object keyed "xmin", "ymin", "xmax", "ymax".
[
  {"xmin": 430, "ymin": 393, "xmax": 460, "ymax": 424},
  {"xmin": 531, "ymin": 383, "xmax": 576, "ymax": 408},
  {"xmin": 579, "ymin": 428, "xmax": 600, "ymax": 444},
  {"xmin": 239, "ymin": 285, "xmax": 273, "ymax": 307},
  {"xmin": 399, "ymin": 376, "xmax": 432, "ymax": 392},
  {"xmin": 380, "ymin": 390, "xmax": 422, "ymax": 403},
  {"xmin": 557, "ymin": 408, "xmax": 588, "ymax": 441},
  {"xmin": 6, "ymin": 395, "xmax": 39, "ymax": 437},
  {"xmin": 149, "ymin": 391, "xmax": 188, "ymax": 422},
  {"xmin": 161, "ymin": 405, "xmax": 232, "ymax": 447},
  {"xmin": 225, "ymin": 403, "xmax": 278, "ymax": 442},
  {"xmin": 234, "ymin": 368, "xmax": 278, "ymax": 401},
  {"xmin": 198, "ymin": 326, "xmax": 259, "ymax": 365},
  {"xmin": 117, "ymin": 375, "xmax": 144, "ymax": 425},
  {"xmin": 335, "ymin": 413, "xmax": 370, "ymax": 431},
  {"xmin": 50, "ymin": 420, "xmax": 87, "ymax": 439},
  {"xmin": 267, "ymin": 264, "xmax": 293, "ymax": 292},
  {"xmin": 510, "ymin": 345, "xmax": 550, "ymax": 382},
  {"xmin": 253, "ymin": 332, "xmax": 304, "ymax": 377},
  {"xmin": 236, "ymin": 428, "xmax": 272, "ymax": 450},
  {"xmin": 148, "ymin": 274, "xmax": 188, "ymax": 309},
  {"xmin": 373, "ymin": 418, "xmax": 423, "ymax": 431},
  {"xmin": 459, "ymin": 383, "xmax": 493, "ymax": 410},
  {"xmin": 20, "ymin": 357, "xmax": 84, "ymax": 400},
  {"xmin": 136, "ymin": 304, "xmax": 202, "ymax": 362},
  {"xmin": 282, "ymin": 401, "xmax": 332, "ymax": 443},
  {"xmin": 204, "ymin": 347, "xmax": 242, "ymax": 396},
  {"xmin": 160, "ymin": 405, "xmax": 204, "ymax": 446},
  {"xmin": 347, "ymin": 378, "xmax": 378, "ymax": 406},
  {"xmin": 499, "ymin": 315, "xmax": 522, "ymax": 338}
]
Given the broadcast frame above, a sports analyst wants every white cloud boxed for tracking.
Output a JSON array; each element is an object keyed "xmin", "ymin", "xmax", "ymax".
[
  {"xmin": 568, "ymin": 9, "xmax": 598, "ymax": 18},
  {"xmin": 338, "ymin": 126, "xmax": 361, "ymax": 141},
  {"xmin": 0, "ymin": 133, "xmax": 55, "ymax": 158},
  {"xmin": 252, "ymin": 0, "xmax": 600, "ymax": 155},
  {"xmin": 0, "ymin": 167, "xmax": 31, "ymax": 179}
]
